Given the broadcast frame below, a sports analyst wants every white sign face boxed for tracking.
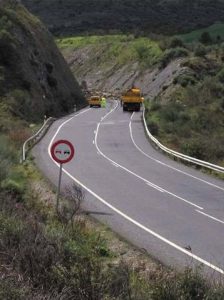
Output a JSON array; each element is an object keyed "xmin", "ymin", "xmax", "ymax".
[
  {"xmin": 55, "ymin": 144, "xmax": 71, "ymax": 159},
  {"xmin": 51, "ymin": 140, "xmax": 75, "ymax": 164}
]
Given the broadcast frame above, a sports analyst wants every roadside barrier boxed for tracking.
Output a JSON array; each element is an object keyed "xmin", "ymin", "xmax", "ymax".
[
  {"xmin": 142, "ymin": 107, "xmax": 224, "ymax": 174},
  {"xmin": 22, "ymin": 117, "xmax": 56, "ymax": 162}
]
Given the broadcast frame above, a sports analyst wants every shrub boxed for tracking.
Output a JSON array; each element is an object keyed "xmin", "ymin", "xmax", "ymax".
[
  {"xmin": 181, "ymin": 139, "xmax": 206, "ymax": 160},
  {"xmin": 147, "ymin": 120, "xmax": 159, "ymax": 136},
  {"xmin": 199, "ymin": 31, "xmax": 212, "ymax": 45},
  {"xmin": 169, "ymin": 37, "xmax": 185, "ymax": 48},
  {"xmin": 0, "ymin": 135, "xmax": 17, "ymax": 182},
  {"xmin": 1, "ymin": 179, "xmax": 24, "ymax": 201},
  {"xmin": 221, "ymin": 98, "xmax": 224, "ymax": 110},
  {"xmin": 194, "ymin": 43, "xmax": 207, "ymax": 57},
  {"xmin": 8, "ymin": 127, "xmax": 30, "ymax": 147},
  {"xmin": 150, "ymin": 102, "xmax": 161, "ymax": 111},
  {"xmin": 47, "ymin": 74, "xmax": 58, "ymax": 88},
  {"xmin": 160, "ymin": 103, "xmax": 183, "ymax": 122},
  {"xmin": 217, "ymin": 68, "xmax": 224, "ymax": 83},
  {"xmin": 0, "ymin": 278, "xmax": 28, "ymax": 300},
  {"xmin": 0, "ymin": 213, "xmax": 25, "ymax": 252},
  {"xmin": 151, "ymin": 268, "xmax": 209, "ymax": 300},
  {"xmin": 0, "ymin": 29, "xmax": 17, "ymax": 66},
  {"xmin": 175, "ymin": 74, "xmax": 197, "ymax": 87},
  {"xmin": 160, "ymin": 47, "xmax": 189, "ymax": 68}
]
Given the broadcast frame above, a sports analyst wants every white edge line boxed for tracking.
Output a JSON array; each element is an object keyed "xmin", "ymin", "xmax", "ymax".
[
  {"xmin": 196, "ymin": 210, "xmax": 224, "ymax": 225},
  {"xmin": 95, "ymin": 109, "xmax": 203, "ymax": 210},
  {"xmin": 130, "ymin": 113, "xmax": 224, "ymax": 192},
  {"xmin": 112, "ymin": 162, "xmax": 119, "ymax": 168},
  {"xmin": 146, "ymin": 182, "xmax": 164, "ymax": 193},
  {"xmin": 47, "ymin": 104, "xmax": 224, "ymax": 275}
]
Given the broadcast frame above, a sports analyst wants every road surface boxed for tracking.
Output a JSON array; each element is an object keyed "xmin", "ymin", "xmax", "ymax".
[{"xmin": 34, "ymin": 101, "xmax": 224, "ymax": 276}]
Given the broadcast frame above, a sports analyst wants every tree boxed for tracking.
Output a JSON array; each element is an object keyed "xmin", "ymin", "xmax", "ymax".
[
  {"xmin": 169, "ymin": 37, "xmax": 184, "ymax": 48},
  {"xmin": 199, "ymin": 31, "xmax": 212, "ymax": 45}
]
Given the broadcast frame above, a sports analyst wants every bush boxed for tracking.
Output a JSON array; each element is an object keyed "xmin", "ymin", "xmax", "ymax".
[
  {"xmin": 0, "ymin": 29, "xmax": 18, "ymax": 66},
  {"xmin": 169, "ymin": 37, "xmax": 185, "ymax": 48},
  {"xmin": 147, "ymin": 120, "xmax": 159, "ymax": 136},
  {"xmin": 160, "ymin": 47, "xmax": 189, "ymax": 68},
  {"xmin": 0, "ymin": 135, "xmax": 17, "ymax": 182},
  {"xmin": 151, "ymin": 268, "xmax": 209, "ymax": 300},
  {"xmin": 0, "ymin": 213, "xmax": 25, "ymax": 252},
  {"xmin": 217, "ymin": 68, "xmax": 224, "ymax": 83},
  {"xmin": 194, "ymin": 43, "xmax": 207, "ymax": 57},
  {"xmin": 181, "ymin": 139, "xmax": 206, "ymax": 160},
  {"xmin": 199, "ymin": 31, "xmax": 212, "ymax": 45},
  {"xmin": 1, "ymin": 179, "xmax": 24, "ymax": 201},
  {"xmin": 221, "ymin": 98, "xmax": 224, "ymax": 110},
  {"xmin": 174, "ymin": 74, "xmax": 197, "ymax": 87},
  {"xmin": 160, "ymin": 103, "xmax": 183, "ymax": 122},
  {"xmin": 150, "ymin": 102, "xmax": 161, "ymax": 111},
  {"xmin": 0, "ymin": 278, "xmax": 28, "ymax": 300}
]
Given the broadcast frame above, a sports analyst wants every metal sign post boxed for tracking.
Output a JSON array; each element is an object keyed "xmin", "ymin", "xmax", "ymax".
[
  {"xmin": 56, "ymin": 163, "xmax": 63, "ymax": 213},
  {"xmin": 50, "ymin": 140, "xmax": 75, "ymax": 213}
]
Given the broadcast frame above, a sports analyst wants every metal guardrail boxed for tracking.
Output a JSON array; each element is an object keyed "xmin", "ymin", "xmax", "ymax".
[
  {"xmin": 143, "ymin": 107, "xmax": 224, "ymax": 174},
  {"xmin": 22, "ymin": 117, "xmax": 55, "ymax": 162}
]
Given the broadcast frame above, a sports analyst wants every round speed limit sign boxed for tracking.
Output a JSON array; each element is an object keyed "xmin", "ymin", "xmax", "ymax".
[{"xmin": 51, "ymin": 140, "xmax": 75, "ymax": 164}]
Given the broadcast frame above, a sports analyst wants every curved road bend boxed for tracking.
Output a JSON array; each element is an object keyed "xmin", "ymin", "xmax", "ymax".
[{"xmin": 33, "ymin": 100, "xmax": 224, "ymax": 276}]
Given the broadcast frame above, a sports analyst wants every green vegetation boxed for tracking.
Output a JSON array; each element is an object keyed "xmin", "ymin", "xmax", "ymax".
[
  {"xmin": 1, "ymin": 0, "xmax": 224, "ymax": 297},
  {"xmin": 0, "ymin": 1, "xmax": 85, "ymax": 125},
  {"xmin": 180, "ymin": 23, "xmax": 224, "ymax": 44},
  {"xmin": 146, "ymin": 50, "xmax": 224, "ymax": 166},
  {"xmin": 1, "ymin": 159, "xmax": 224, "ymax": 298},
  {"xmin": 57, "ymin": 35, "xmax": 162, "ymax": 68},
  {"xmin": 23, "ymin": 0, "xmax": 224, "ymax": 36}
]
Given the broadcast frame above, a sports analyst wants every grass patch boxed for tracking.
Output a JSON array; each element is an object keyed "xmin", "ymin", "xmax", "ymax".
[
  {"xmin": 57, "ymin": 34, "xmax": 162, "ymax": 67},
  {"xmin": 179, "ymin": 22, "xmax": 224, "ymax": 44},
  {"xmin": 146, "ymin": 73, "xmax": 224, "ymax": 166}
]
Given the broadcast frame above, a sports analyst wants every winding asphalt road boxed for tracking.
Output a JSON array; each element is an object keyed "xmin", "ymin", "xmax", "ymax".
[{"xmin": 34, "ymin": 101, "xmax": 224, "ymax": 276}]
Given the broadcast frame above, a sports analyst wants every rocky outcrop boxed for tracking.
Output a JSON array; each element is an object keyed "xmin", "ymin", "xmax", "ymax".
[
  {"xmin": 0, "ymin": 1, "xmax": 86, "ymax": 123},
  {"xmin": 65, "ymin": 46, "xmax": 182, "ymax": 100}
]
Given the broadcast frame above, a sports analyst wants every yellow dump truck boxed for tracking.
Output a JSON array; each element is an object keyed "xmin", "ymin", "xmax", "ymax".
[
  {"xmin": 121, "ymin": 87, "xmax": 144, "ymax": 111},
  {"xmin": 88, "ymin": 95, "xmax": 101, "ymax": 107}
]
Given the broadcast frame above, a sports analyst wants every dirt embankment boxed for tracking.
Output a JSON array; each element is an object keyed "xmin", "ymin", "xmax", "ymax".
[{"xmin": 63, "ymin": 46, "xmax": 183, "ymax": 99}]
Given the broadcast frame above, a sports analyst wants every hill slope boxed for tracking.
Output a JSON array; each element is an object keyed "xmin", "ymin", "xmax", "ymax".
[
  {"xmin": 0, "ymin": 0, "xmax": 86, "ymax": 126},
  {"xmin": 58, "ymin": 35, "xmax": 224, "ymax": 166},
  {"xmin": 22, "ymin": 0, "xmax": 224, "ymax": 36}
]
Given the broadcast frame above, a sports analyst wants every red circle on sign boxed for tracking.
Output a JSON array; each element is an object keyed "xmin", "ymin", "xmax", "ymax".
[{"xmin": 50, "ymin": 140, "xmax": 75, "ymax": 164}]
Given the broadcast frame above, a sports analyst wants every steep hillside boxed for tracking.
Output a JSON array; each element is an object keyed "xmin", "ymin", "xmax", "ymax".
[
  {"xmin": 22, "ymin": 0, "xmax": 224, "ymax": 36},
  {"xmin": 0, "ymin": 0, "xmax": 86, "ymax": 128},
  {"xmin": 57, "ymin": 35, "xmax": 183, "ymax": 100},
  {"xmin": 58, "ymin": 35, "xmax": 224, "ymax": 166}
]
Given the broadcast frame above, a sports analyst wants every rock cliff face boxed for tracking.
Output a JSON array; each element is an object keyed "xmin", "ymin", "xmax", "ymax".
[{"xmin": 0, "ymin": 0, "xmax": 86, "ymax": 123}]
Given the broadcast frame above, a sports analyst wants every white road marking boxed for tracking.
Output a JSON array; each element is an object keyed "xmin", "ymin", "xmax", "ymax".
[
  {"xmin": 196, "ymin": 210, "xmax": 224, "ymax": 225},
  {"xmin": 146, "ymin": 182, "xmax": 165, "ymax": 193},
  {"xmin": 95, "ymin": 112, "xmax": 203, "ymax": 210},
  {"xmin": 130, "ymin": 113, "xmax": 224, "ymax": 192},
  {"xmin": 93, "ymin": 140, "xmax": 95, "ymax": 145},
  {"xmin": 47, "ymin": 103, "xmax": 224, "ymax": 275},
  {"xmin": 112, "ymin": 162, "xmax": 119, "ymax": 168},
  {"xmin": 101, "ymin": 122, "xmax": 115, "ymax": 125}
]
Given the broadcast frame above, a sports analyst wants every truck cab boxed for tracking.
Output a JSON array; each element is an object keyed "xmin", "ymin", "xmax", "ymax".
[
  {"xmin": 121, "ymin": 87, "xmax": 144, "ymax": 111},
  {"xmin": 88, "ymin": 95, "xmax": 101, "ymax": 107}
]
